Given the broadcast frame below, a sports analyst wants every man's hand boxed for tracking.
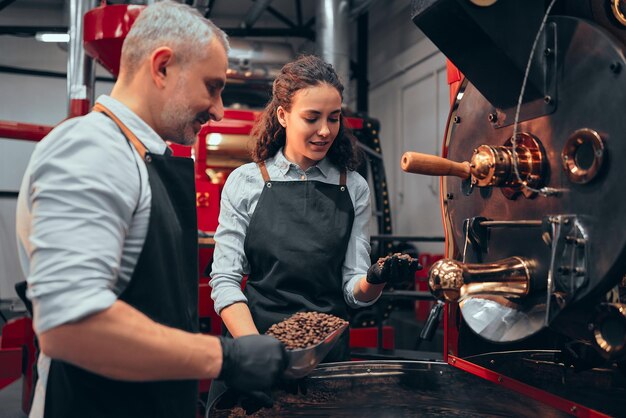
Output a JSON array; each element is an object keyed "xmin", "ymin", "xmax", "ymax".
[
  {"xmin": 218, "ymin": 334, "xmax": 287, "ymax": 392},
  {"xmin": 366, "ymin": 253, "xmax": 422, "ymax": 285}
]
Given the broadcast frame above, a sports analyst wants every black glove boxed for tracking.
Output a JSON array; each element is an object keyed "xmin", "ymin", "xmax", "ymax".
[
  {"xmin": 366, "ymin": 253, "xmax": 422, "ymax": 284},
  {"xmin": 214, "ymin": 388, "xmax": 273, "ymax": 415},
  {"xmin": 218, "ymin": 334, "xmax": 288, "ymax": 393}
]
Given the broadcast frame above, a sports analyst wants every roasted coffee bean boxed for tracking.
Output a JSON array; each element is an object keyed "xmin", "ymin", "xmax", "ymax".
[
  {"xmin": 266, "ymin": 312, "xmax": 348, "ymax": 350},
  {"xmin": 377, "ymin": 252, "xmax": 414, "ymax": 268}
]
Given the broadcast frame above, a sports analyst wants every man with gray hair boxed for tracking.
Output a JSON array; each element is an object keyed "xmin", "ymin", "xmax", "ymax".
[{"xmin": 16, "ymin": 2, "xmax": 286, "ymax": 417}]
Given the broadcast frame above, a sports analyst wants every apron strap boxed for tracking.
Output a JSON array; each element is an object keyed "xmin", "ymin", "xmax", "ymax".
[
  {"xmin": 339, "ymin": 170, "xmax": 347, "ymax": 186},
  {"xmin": 258, "ymin": 161, "xmax": 271, "ymax": 182},
  {"xmin": 93, "ymin": 102, "xmax": 148, "ymax": 160},
  {"xmin": 257, "ymin": 161, "xmax": 346, "ymax": 186}
]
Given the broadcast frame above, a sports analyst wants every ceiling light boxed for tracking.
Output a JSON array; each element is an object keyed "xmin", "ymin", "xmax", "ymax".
[{"xmin": 35, "ymin": 33, "xmax": 69, "ymax": 43}]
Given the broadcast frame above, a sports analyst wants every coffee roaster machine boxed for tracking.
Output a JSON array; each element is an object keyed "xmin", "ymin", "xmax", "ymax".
[{"xmin": 396, "ymin": 0, "xmax": 626, "ymax": 416}]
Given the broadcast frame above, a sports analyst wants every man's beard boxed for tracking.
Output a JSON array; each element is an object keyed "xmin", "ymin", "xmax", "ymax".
[{"xmin": 161, "ymin": 96, "xmax": 198, "ymax": 146}]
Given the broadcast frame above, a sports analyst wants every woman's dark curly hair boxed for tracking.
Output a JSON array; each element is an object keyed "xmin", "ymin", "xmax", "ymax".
[{"xmin": 250, "ymin": 55, "xmax": 362, "ymax": 171}]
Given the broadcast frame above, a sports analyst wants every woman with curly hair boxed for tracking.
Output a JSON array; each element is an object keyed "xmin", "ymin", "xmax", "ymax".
[{"xmin": 209, "ymin": 55, "xmax": 419, "ymax": 373}]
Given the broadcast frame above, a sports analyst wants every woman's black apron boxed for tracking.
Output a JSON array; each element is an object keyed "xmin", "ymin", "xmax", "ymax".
[
  {"xmin": 207, "ymin": 159, "xmax": 355, "ymax": 414},
  {"xmin": 43, "ymin": 103, "xmax": 199, "ymax": 418},
  {"xmin": 242, "ymin": 161, "xmax": 354, "ymax": 362}
]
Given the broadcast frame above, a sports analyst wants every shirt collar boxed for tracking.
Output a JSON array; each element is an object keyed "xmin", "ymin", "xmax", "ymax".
[
  {"xmin": 270, "ymin": 148, "xmax": 329, "ymax": 177},
  {"xmin": 95, "ymin": 95, "xmax": 169, "ymax": 156},
  {"xmin": 315, "ymin": 157, "xmax": 331, "ymax": 178},
  {"xmin": 271, "ymin": 148, "xmax": 292, "ymax": 176}
]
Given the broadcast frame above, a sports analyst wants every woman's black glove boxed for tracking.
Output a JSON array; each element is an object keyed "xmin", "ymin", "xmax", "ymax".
[
  {"xmin": 366, "ymin": 253, "xmax": 422, "ymax": 285},
  {"xmin": 218, "ymin": 335, "xmax": 288, "ymax": 392}
]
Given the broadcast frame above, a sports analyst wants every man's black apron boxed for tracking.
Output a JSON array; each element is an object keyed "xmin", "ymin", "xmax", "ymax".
[
  {"xmin": 243, "ymin": 162, "xmax": 354, "ymax": 362},
  {"xmin": 43, "ymin": 103, "xmax": 199, "ymax": 418}
]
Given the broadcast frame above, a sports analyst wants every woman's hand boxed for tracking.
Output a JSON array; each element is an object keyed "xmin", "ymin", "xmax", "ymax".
[{"xmin": 366, "ymin": 253, "xmax": 422, "ymax": 285}]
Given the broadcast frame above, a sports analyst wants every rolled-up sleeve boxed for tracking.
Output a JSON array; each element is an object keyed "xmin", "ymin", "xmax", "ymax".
[
  {"xmin": 209, "ymin": 169, "xmax": 253, "ymax": 314},
  {"xmin": 343, "ymin": 172, "xmax": 378, "ymax": 307},
  {"xmin": 20, "ymin": 118, "xmax": 141, "ymax": 334}
]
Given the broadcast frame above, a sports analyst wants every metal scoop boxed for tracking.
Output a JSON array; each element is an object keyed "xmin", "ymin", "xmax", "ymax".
[{"xmin": 283, "ymin": 323, "xmax": 348, "ymax": 379}]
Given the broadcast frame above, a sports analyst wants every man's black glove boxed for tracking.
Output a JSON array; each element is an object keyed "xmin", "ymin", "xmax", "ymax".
[
  {"xmin": 214, "ymin": 388, "xmax": 273, "ymax": 415},
  {"xmin": 218, "ymin": 334, "xmax": 288, "ymax": 392},
  {"xmin": 366, "ymin": 253, "xmax": 422, "ymax": 285}
]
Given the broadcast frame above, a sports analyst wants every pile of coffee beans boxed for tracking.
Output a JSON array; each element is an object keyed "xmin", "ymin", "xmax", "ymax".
[
  {"xmin": 377, "ymin": 252, "xmax": 413, "ymax": 268},
  {"xmin": 266, "ymin": 312, "xmax": 348, "ymax": 350}
]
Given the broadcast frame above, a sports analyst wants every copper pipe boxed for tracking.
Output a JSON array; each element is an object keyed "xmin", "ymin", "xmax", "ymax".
[
  {"xmin": 428, "ymin": 257, "xmax": 532, "ymax": 302},
  {"xmin": 401, "ymin": 133, "xmax": 545, "ymax": 197}
]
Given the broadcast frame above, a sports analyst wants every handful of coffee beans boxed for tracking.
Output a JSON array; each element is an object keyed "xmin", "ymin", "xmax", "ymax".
[
  {"xmin": 266, "ymin": 312, "xmax": 348, "ymax": 350},
  {"xmin": 377, "ymin": 252, "xmax": 413, "ymax": 268}
]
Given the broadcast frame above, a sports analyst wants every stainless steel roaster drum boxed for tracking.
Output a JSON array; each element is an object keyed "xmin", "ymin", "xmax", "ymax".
[{"xmin": 207, "ymin": 360, "xmax": 567, "ymax": 417}]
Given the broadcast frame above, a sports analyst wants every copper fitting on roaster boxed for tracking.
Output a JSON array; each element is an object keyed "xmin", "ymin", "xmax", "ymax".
[
  {"xmin": 401, "ymin": 133, "xmax": 545, "ymax": 198},
  {"xmin": 428, "ymin": 257, "xmax": 533, "ymax": 302},
  {"xmin": 590, "ymin": 303, "xmax": 626, "ymax": 359}
]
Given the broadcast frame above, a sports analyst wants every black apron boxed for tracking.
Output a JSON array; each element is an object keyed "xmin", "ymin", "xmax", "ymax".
[
  {"xmin": 206, "ymin": 161, "xmax": 355, "ymax": 415},
  {"xmin": 243, "ymin": 162, "xmax": 354, "ymax": 362},
  {"xmin": 43, "ymin": 103, "xmax": 199, "ymax": 418}
]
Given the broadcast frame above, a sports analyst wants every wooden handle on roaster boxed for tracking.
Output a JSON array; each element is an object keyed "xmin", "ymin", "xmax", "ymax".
[{"xmin": 401, "ymin": 152, "xmax": 471, "ymax": 179}]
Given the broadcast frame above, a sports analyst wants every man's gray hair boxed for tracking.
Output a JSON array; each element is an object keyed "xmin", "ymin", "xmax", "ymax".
[{"xmin": 121, "ymin": 0, "xmax": 229, "ymax": 75}]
